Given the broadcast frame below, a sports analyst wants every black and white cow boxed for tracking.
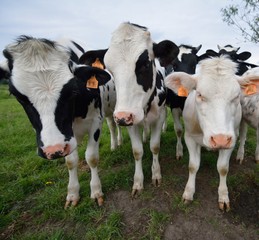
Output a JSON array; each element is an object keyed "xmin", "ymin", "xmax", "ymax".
[
  {"xmin": 200, "ymin": 45, "xmax": 258, "ymax": 75},
  {"xmin": 79, "ymin": 49, "xmax": 123, "ymax": 150},
  {"xmin": 104, "ymin": 22, "xmax": 179, "ymax": 196},
  {"xmin": 164, "ymin": 44, "xmax": 202, "ymax": 160},
  {"xmin": 2, "ymin": 36, "xmax": 114, "ymax": 207}
]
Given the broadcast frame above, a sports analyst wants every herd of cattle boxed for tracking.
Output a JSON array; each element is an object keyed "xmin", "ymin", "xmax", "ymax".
[{"xmin": 1, "ymin": 22, "xmax": 259, "ymax": 211}]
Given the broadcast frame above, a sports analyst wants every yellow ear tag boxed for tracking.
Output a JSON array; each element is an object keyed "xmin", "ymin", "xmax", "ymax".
[
  {"xmin": 178, "ymin": 86, "xmax": 189, "ymax": 97},
  {"xmin": 86, "ymin": 75, "xmax": 98, "ymax": 89},
  {"xmin": 92, "ymin": 58, "xmax": 104, "ymax": 69},
  {"xmin": 244, "ymin": 84, "xmax": 257, "ymax": 95}
]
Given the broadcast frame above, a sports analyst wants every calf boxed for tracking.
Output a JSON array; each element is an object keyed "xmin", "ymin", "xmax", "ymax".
[
  {"xmin": 3, "ymin": 36, "xmax": 113, "ymax": 207},
  {"xmin": 165, "ymin": 56, "xmax": 259, "ymax": 210},
  {"xmin": 165, "ymin": 44, "xmax": 202, "ymax": 160},
  {"xmin": 104, "ymin": 22, "xmax": 179, "ymax": 196}
]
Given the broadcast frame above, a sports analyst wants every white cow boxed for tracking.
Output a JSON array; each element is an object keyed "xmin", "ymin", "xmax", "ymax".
[
  {"xmin": 236, "ymin": 67, "xmax": 259, "ymax": 164},
  {"xmin": 165, "ymin": 56, "xmax": 259, "ymax": 211}
]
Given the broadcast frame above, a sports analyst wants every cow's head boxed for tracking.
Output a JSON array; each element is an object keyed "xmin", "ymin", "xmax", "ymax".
[
  {"xmin": 5, "ymin": 36, "xmax": 111, "ymax": 160},
  {"xmin": 217, "ymin": 44, "xmax": 252, "ymax": 62},
  {"xmin": 165, "ymin": 56, "xmax": 259, "ymax": 149},
  {"xmin": 170, "ymin": 44, "xmax": 202, "ymax": 74},
  {"xmin": 104, "ymin": 22, "xmax": 179, "ymax": 125}
]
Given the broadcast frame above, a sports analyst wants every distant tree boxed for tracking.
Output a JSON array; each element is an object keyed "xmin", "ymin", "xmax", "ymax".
[{"xmin": 221, "ymin": 0, "xmax": 259, "ymax": 43}]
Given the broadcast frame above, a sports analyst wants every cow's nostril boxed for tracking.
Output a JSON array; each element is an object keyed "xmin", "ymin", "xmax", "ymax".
[{"xmin": 210, "ymin": 136, "xmax": 217, "ymax": 147}]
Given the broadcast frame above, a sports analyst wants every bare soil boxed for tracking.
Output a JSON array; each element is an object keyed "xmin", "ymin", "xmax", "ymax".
[{"xmin": 106, "ymin": 156, "xmax": 259, "ymax": 239}]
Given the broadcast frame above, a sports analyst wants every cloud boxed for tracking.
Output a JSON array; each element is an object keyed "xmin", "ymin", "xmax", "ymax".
[{"xmin": 0, "ymin": 0, "xmax": 258, "ymax": 64}]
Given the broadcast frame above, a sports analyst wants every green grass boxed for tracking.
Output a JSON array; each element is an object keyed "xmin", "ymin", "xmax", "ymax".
[{"xmin": 0, "ymin": 84, "xmax": 258, "ymax": 239}]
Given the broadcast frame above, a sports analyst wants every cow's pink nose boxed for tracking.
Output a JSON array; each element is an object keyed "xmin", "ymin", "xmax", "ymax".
[
  {"xmin": 114, "ymin": 112, "xmax": 134, "ymax": 126},
  {"xmin": 209, "ymin": 134, "xmax": 232, "ymax": 149},
  {"xmin": 43, "ymin": 144, "xmax": 70, "ymax": 159}
]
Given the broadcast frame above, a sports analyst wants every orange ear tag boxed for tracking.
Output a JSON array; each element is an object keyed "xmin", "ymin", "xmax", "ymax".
[
  {"xmin": 178, "ymin": 86, "xmax": 189, "ymax": 97},
  {"xmin": 244, "ymin": 84, "xmax": 257, "ymax": 95},
  {"xmin": 86, "ymin": 76, "xmax": 98, "ymax": 89},
  {"xmin": 92, "ymin": 58, "xmax": 104, "ymax": 69}
]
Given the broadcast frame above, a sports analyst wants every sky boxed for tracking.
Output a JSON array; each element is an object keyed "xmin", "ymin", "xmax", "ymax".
[{"xmin": 0, "ymin": 0, "xmax": 258, "ymax": 64}]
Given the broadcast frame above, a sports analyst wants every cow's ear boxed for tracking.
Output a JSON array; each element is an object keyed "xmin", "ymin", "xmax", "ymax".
[
  {"xmin": 0, "ymin": 60, "xmax": 11, "ymax": 80},
  {"xmin": 237, "ymin": 51, "xmax": 251, "ymax": 61},
  {"xmin": 239, "ymin": 76, "xmax": 259, "ymax": 96},
  {"xmin": 79, "ymin": 49, "xmax": 108, "ymax": 68},
  {"xmin": 73, "ymin": 65, "xmax": 112, "ymax": 89},
  {"xmin": 153, "ymin": 40, "xmax": 179, "ymax": 67},
  {"xmin": 165, "ymin": 72, "xmax": 197, "ymax": 97},
  {"xmin": 194, "ymin": 44, "xmax": 202, "ymax": 54}
]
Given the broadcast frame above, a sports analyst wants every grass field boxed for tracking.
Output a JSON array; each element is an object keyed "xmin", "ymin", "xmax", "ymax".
[{"xmin": 0, "ymin": 84, "xmax": 258, "ymax": 239}]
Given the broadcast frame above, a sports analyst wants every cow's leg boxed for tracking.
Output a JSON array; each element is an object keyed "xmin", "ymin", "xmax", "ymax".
[
  {"xmin": 162, "ymin": 107, "xmax": 168, "ymax": 132},
  {"xmin": 142, "ymin": 122, "xmax": 150, "ymax": 143},
  {"xmin": 150, "ymin": 107, "xmax": 166, "ymax": 186},
  {"xmin": 182, "ymin": 133, "xmax": 201, "ymax": 203},
  {"xmin": 127, "ymin": 125, "xmax": 144, "ymax": 197},
  {"xmin": 172, "ymin": 108, "xmax": 183, "ymax": 160},
  {"xmin": 65, "ymin": 150, "xmax": 80, "ymax": 208},
  {"xmin": 85, "ymin": 125, "xmax": 104, "ymax": 206},
  {"xmin": 217, "ymin": 149, "xmax": 232, "ymax": 211},
  {"xmin": 255, "ymin": 126, "xmax": 259, "ymax": 164},
  {"xmin": 236, "ymin": 119, "xmax": 247, "ymax": 164},
  {"xmin": 117, "ymin": 125, "xmax": 123, "ymax": 146},
  {"xmin": 106, "ymin": 116, "xmax": 118, "ymax": 150}
]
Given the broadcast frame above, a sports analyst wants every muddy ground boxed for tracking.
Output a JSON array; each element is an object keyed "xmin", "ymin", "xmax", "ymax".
[{"xmin": 106, "ymin": 155, "xmax": 258, "ymax": 239}]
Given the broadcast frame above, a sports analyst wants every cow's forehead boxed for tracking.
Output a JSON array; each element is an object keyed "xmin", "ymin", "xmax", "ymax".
[
  {"xmin": 11, "ymin": 68, "xmax": 74, "ymax": 112},
  {"xmin": 108, "ymin": 23, "xmax": 153, "ymax": 59},
  {"xmin": 9, "ymin": 46, "xmax": 70, "ymax": 73},
  {"xmin": 197, "ymin": 74, "xmax": 240, "ymax": 97},
  {"xmin": 177, "ymin": 46, "xmax": 193, "ymax": 61},
  {"xmin": 197, "ymin": 56, "xmax": 240, "ymax": 96}
]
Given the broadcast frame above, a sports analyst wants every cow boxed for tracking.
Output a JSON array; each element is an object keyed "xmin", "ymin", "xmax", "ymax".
[
  {"xmin": 79, "ymin": 49, "xmax": 123, "ymax": 150},
  {"xmin": 165, "ymin": 56, "xmax": 259, "ymax": 211},
  {"xmin": 200, "ymin": 44, "xmax": 258, "ymax": 75},
  {"xmin": 236, "ymin": 67, "xmax": 259, "ymax": 164},
  {"xmin": 164, "ymin": 44, "xmax": 202, "ymax": 160},
  {"xmin": 103, "ymin": 22, "xmax": 179, "ymax": 196},
  {"xmin": 213, "ymin": 45, "xmax": 259, "ymax": 164},
  {"xmin": 2, "ymin": 35, "xmax": 114, "ymax": 208}
]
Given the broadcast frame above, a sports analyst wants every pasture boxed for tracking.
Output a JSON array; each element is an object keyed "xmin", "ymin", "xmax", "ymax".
[{"xmin": 0, "ymin": 84, "xmax": 258, "ymax": 239}]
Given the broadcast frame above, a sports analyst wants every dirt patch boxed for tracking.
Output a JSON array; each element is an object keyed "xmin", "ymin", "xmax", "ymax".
[{"xmin": 105, "ymin": 156, "xmax": 259, "ymax": 239}]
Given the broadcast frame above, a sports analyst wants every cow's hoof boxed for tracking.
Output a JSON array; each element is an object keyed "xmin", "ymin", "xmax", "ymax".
[
  {"xmin": 97, "ymin": 196, "xmax": 104, "ymax": 206},
  {"xmin": 219, "ymin": 202, "xmax": 230, "ymax": 212},
  {"xmin": 152, "ymin": 178, "xmax": 161, "ymax": 187},
  {"xmin": 182, "ymin": 198, "xmax": 192, "ymax": 205},
  {"xmin": 131, "ymin": 188, "xmax": 143, "ymax": 198},
  {"xmin": 64, "ymin": 198, "xmax": 79, "ymax": 209}
]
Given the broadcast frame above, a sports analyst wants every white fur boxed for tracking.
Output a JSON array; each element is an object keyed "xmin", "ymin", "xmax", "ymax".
[
  {"xmin": 166, "ymin": 56, "xmax": 244, "ymax": 209},
  {"xmin": 237, "ymin": 67, "xmax": 259, "ymax": 164}
]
